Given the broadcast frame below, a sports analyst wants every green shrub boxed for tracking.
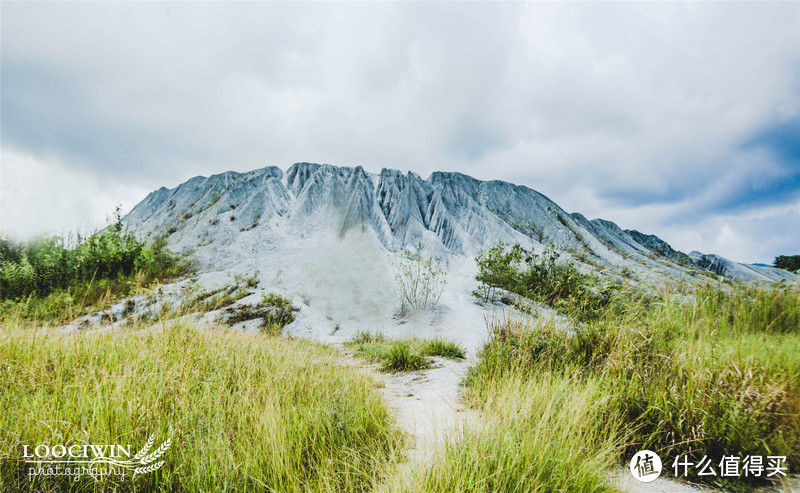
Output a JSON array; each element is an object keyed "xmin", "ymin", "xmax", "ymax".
[
  {"xmin": 260, "ymin": 292, "xmax": 299, "ymax": 328},
  {"xmin": 474, "ymin": 242, "xmax": 614, "ymax": 321},
  {"xmin": 0, "ymin": 217, "xmax": 191, "ymax": 321}
]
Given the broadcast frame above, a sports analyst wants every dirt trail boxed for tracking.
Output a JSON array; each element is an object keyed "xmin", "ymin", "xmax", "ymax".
[
  {"xmin": 372, "ymin": 356, "xmax": 478, "ymax": 464},
  {"xmin": 336, "ymin": 347, "xmax": 479, "ymax": 488},
  {"xmin": 337, "ymin": 347, "xmax": 797, "ymax": 493}
]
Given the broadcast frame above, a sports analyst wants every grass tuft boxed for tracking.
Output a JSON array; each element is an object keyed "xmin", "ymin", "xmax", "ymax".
[
  {"xmin": 382, "ymin": 341, "xmax": 431, "ymax": 372},
  {"xmin": 421, "ymin": 338, "xmax": 465, "ymax": 359},
  {"xmin": 346, "ymin": 334, "xmax": 464, "ymax": 372}
]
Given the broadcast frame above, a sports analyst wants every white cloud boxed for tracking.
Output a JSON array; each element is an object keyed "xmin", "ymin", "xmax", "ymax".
[{"xmin": 0, "ymin": 147, "xmax": 151, "ymax": 239}]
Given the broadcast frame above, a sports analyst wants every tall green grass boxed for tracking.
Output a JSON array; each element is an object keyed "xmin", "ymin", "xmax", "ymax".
[
  {"xmin": 403, "ymin": 373, "xmax": 622, "ymax": 492},
  {"xmin": 465, "ymin": 282, "xmax": 800, "ymax": 489},
  {"xmin": 0, "ymin": 321, "xmax": 402, "ymax": 492}
]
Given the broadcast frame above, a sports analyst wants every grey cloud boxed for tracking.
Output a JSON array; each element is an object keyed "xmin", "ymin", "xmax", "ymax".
[{"xmin": 1, "ymin": 1, "xmax": 798, "ymax": 261}]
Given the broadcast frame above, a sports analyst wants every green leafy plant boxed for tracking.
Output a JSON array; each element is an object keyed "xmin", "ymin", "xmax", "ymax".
[
  {"xmin": 0, "ymin": 216, "xmax": 191, "ymax": 321},
  {"xmin": 474, "ymin": 241, "xmax": 614, "ymax": 321}
]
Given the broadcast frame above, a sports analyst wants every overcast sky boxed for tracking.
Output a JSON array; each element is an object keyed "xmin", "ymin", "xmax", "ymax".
[{"xmin": 1, "ymin": 1, "xmax": 798, "ymax": 264}]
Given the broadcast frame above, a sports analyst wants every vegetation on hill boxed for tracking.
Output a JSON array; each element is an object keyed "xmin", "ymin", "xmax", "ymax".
[
  {"xmin": 774, "ymin": 255, "xmax": 800, "ymax": 273},
  {"xmin": 0, "ymin": 214, "xmax": 191, "ymax": 322},
  {"xmin": 473, "ymin": 241, "xmax": 617, "ymax": 321},
  {"xmin": 2, "ymin": 226, "xmax": 796, "ymax": 492}
]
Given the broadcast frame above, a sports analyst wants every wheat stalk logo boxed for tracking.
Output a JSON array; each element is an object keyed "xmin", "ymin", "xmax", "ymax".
[
  {"xmin": 85, "ymin": 433, "xmax": 172, "ymax": 480},
  {"xmin": 132, "ymin": 434, "xmax": 156, "ymax": 462},
  {"xmin": 131, "ymin": 435, "xmax": 172, "ymax": 476}
]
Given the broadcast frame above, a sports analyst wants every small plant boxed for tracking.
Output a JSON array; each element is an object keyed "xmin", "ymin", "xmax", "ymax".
[
  {"xmin": 122, "ymin": 299, "xmax": 136, "ymax": 317},
  {"xmin": 260, "ymin": 292, "xmax": 299, "ymax": 328},
  {"xmin": 394, "ymin": 244, "xmax": 446, "ymax": 313},
  {"xmin": 382, "ymin": 341, "xmax": 430, "ymax": 372},
  {"xmin": 229, "ymin": 215, "xmax": 236, "ymax": 221},
  {"xmin": 251, "ymin": 212, "xmax": 262, "ymax": 229},
  {"xmin": 244, "ymin": 273, "xmax": 259, "ymax": 288},
  {"xmin": 210, "ymin": 217, "xmax": 219, "ymax": 226},
  {"xmin": 222, "ymin": 292, "xmax": 299, "ymax": 335},
  {"xmin": 421, "ymin": 338, "xmax": 465, "ymax": 359}
]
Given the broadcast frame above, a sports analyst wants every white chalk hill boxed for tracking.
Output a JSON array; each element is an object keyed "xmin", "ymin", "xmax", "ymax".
[{"xmin": 123, "ymin": 162, "xmax": 798, "ymax": 349}]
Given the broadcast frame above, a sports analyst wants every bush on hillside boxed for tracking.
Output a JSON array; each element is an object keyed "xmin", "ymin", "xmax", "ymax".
[
  {"xmin": 394, "ymin": 244, "xmax": 447, "ymax": 313},
  {"xmin": 474, "ymin": 241, "xmax": 614, "ymax": 321},
  {"xmin": 0, "ymin": 216, "xmax": 191, "ymax": 320},
  {"xmin": 774, "ymin": 255, "xmax": 800, "ymax": 273}
]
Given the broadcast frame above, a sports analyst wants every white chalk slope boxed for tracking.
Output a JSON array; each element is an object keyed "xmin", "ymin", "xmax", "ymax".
[{"xmin": 122, "ymin": 163, "xmax": 798, "ymax": 349}]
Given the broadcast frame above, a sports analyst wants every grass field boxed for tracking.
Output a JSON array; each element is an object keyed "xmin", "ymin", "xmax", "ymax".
[
  {"xmin": 406, "ymin": 281, "xmax": 799, "ymax": 492},
  {"xmin": 0, "ymin": 320, "xmax": 403, "ymax": 492}
]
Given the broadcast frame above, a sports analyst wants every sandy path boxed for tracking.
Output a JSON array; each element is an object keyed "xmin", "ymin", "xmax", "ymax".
[
  {"xmin": 336, "ymin": 347, "xmax": 478, "ymax": 489},
  {"xmin": 372, "ymin": 356, "xmax": 478, "ymax": 463},
  {"xmin": 336, "ymin": 347, "xmax": 797, "ymax": 493}
]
